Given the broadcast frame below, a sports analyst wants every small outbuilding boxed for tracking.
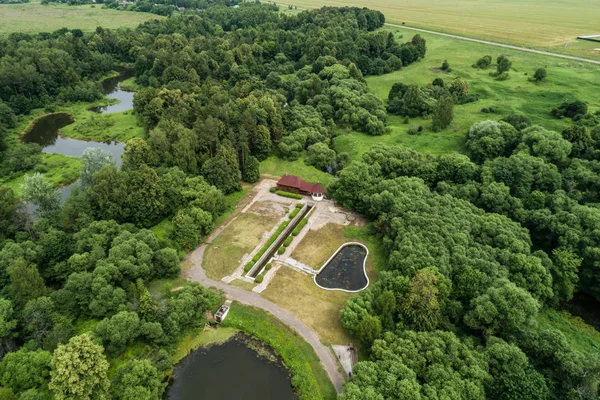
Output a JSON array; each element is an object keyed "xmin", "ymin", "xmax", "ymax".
[{"xmin": 276, "ymin": 174, "xmax": 324, "ymax": 201}]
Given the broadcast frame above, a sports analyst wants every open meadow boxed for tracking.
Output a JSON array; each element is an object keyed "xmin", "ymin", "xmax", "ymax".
[
  {"xmin": 0, "ymin": 0, "xmax": 161, "ymax": 34},
  {"xmin": 335, "ymin": 27, "xmax": 600, "ymax": 159},
  {"xmin": 278, "ymin": 0, "xmax": 600, "ymax": 58}
]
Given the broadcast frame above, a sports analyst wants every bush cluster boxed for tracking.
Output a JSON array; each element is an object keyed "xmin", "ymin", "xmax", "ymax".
[
  {"xmin": 292, "ymin": 218, "xmax": 309, "ymax": 236},
  {"xmin": 277, "ymin": 190, "xmax": 303, "ymax": 200},
  {"xmin": 252, "ymin": 221, "xmax": 290, "ymax": 262}
]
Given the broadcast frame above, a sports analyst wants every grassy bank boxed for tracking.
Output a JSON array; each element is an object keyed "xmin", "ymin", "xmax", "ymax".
[
  {"xmin": 221, "ymin": 302, "xmax": 337, "ymax": 400},
  {"xmin": 172, "ymin": 326, "xmax": 239, "ymax": 364},
  {"xmin": 261, "ymin": 155, "xmax": 334, "ymax": 186},
  {"xmin": 0, "ymin": 0, "xmax": 161, "ymax": 35},
  {"xmin": 1, "ymin": 153, "xmax": 81, "ymax": 196},
  {"xmin": 536, "ymin": 308, "xmax": 600, "ymax": 355}
]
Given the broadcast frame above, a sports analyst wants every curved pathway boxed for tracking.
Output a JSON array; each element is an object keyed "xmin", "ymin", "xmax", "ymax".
[
  {"xmin": 385, "ymin": 23, "xmax": 600, "ymax": 65},
  {"xmin": 184, "ymin": 237, "xmax": 346, "ymax": 393}
]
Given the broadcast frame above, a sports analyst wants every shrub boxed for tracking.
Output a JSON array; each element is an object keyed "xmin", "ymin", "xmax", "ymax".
[
  {"xmin": 255, "ymin": 274, "xmax": 264, "ymax": 283},
  {"xmin": 495, "ymin": 72, "xmax": 510, "ymax": 81},
  {"xmin": 289, "ymin": 207, "xmax": 301, "ymax": 220},
  {"xmin": 502, "ymin": 112, "xmax": 531, "ymax": 131},
  {"xmin": 269, "ymin": 187, "xmax": 277, "ymax": 193},
  {"xmin": 403, "ymin": 116, "xmax": 410, "ymax": 124},
  {"xmin": 265, "ymin": 263, "xmax": 272, "ymax": 271},
  {"xmin": 472, "ymin": 55, "xmax": 492, "ymax": 69},
  {"xmin": 432, "ymin": 78, "xmax": 444, "ymax": 87},
  {"xmin": 408, "ymin": 124, "xmax": 423, "ymax": 135},
  {"xmin": 295, "ymin": 203, "xmax": 303, "ymax": 209},
  {"xmin": 551, "ymin": 100, "xmax": 588, "ymax": 119},
  {"xmin": 253, "ymin": 221, "xmax": 290, "ymax": 261},
  {"xmin": 292, "ymin": 218, "xmax": 309, "ymax": 236},
  {"xmin": 277, "ymin": 190, "xmax": 302, "ymax": 200},
  {"xmin": 277, "ymin": 247, "xmax": 285, "ymax": 255},
  {"xmin": 441, "ymin": 60, "xmax": 451, "ymax": 72},
  {"xmin": 532, "ymin": 67, "xmax": 547, "ymax": 82},
  {"xmin": 283, "ymin": 237, "xmax": 293, "ymax": 247},
  {"xmin": 244, "ymin": 262, "xmax": 254, "ymax": 273}
]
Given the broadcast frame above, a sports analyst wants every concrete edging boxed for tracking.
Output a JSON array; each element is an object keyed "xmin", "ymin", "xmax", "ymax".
[{"xmin": 313, "ymin": 242, "xmax": 369, "ymax": 293}]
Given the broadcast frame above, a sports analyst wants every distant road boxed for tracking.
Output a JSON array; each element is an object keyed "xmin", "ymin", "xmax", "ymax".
[{"xmin": 385, "ymin": 23, "xmax": 600, "ymax": 65}]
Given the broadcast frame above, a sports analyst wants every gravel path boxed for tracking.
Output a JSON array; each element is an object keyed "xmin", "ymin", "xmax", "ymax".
[
  {"xmin": 385, "ymin": 23, "xmax": 600, "ymax": 65},
  {"xmin": 184, "ymin": 236, "xmax": 346, "ymax": 393}
]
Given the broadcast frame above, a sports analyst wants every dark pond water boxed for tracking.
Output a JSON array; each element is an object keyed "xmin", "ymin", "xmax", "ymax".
[
  {"xmin": 167, "ymin": 333, "xmax": 297, "ymax": 400},
  {"xmin": 315, "ymin": 244, "xmax": 368, "ymax": 291},
  {"xmin": 21, "ymin": 112, "xmax": 124, "ymax": 167},
  {"xmin": 88, "ymin": 69, "xmax": 135, "ymax": 114}
]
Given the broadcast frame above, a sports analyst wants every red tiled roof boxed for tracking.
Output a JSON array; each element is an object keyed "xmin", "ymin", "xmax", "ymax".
[{"xmin": 277, "ymin": 174, "xmax": 324, "ymax": 194}]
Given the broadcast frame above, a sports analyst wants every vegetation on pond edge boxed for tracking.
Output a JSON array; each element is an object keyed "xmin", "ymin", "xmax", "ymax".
[{"xmin": 221, "ymin": 302, "xmax": 337, "ymax": 400}]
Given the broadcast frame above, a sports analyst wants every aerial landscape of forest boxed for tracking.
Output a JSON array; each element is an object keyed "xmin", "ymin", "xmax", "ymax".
[{"xmin": 1, "ymin": 0, "xmax": 600, "ymax": 398}]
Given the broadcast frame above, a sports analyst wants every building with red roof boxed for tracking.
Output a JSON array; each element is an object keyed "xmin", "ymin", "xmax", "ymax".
[{"xmin": 276, "ymin": 174, "xmax": 324, "ymax": 201}]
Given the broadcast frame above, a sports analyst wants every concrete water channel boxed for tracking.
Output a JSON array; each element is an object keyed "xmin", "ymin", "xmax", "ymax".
[{"xmin": 246, "ymin": 202, "xmax": 314, "ymax": 279}]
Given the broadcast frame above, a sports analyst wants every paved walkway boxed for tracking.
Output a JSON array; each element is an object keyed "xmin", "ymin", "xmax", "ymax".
[
  {"xmin": 184, "ymin": 239, "xmax": 345, "ymax": 393},
  {"xmin": 385, "ymin": 23, "xmax": 600, "ymax": 65}
]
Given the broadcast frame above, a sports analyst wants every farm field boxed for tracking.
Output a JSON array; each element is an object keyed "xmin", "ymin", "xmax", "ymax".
[
  {"xmin": 0, "ymin": 0, "xmax": 161, "ymax": 34},
  {"xmin": 334, "ymin": 27, "xmax": 600, "ymax": 159},
  {"xmin": 278, "ymin": 0, "xmax": 600, "ymax": 57}
]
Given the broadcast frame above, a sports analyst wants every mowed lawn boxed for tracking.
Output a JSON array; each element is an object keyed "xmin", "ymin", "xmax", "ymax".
[
  {"xmin": 335, "ymin": 27, "xmax": 600, "ymax": 159},
  {"xmin": 264, "ymin": 224, "xmax": 387, "ymax": 345},
  {"xmin": 0, "ymin": 0, "xmax": 161, "ymax": 34},
  {"xmin": 202, "ymin": 202, "xmax": 284, "ymax": 280},
  {"xmin": 262, "ymin": 266, "xmax": 353, "ymax": 345},
  {"xmin": 279, "ymin": 0, "xmax": 600, "ymax": 51}
]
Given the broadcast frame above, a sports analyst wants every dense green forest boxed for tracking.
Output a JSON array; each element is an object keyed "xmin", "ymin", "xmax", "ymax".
[
  {"xmin": 0, "ymin": 4, "xmax": 425, "ymax": 399},
  {"xmin": 1, "ymin": 1, "xmax": 600, "ymax": 399}
]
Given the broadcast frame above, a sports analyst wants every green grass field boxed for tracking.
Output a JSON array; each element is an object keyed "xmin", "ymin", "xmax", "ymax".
[
  {"xmin": 536, "ymin": 309, "xmax": 600, "ymax": 355},
  {"xmin": 334, "ymin": 27, "xmax": 600, "ymax": 160},
  {"xmin": 0, "ymin": 0, "xmax": 161, "ymax": 35},
  {"xmin": 0, "ymin": 153, "xmax": 81, "ymax": 195},
  {"xmin": 277, "ymin": 0, "xmax": 600, "ymax": 56}
]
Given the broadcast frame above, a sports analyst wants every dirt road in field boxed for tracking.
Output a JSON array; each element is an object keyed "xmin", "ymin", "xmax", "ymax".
[
  {"xmin": 385, "ymin": 23, "xmax": 600, "ymax": 65},
  {"xmin": 185, "ymin": 229, "xmax": 346, "ymax": 393}
]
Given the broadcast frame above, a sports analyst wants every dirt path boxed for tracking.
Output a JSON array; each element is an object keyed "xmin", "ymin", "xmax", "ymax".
[
  {"xmin": 184, "ymin": 238, "xmax": 346, "ymax": 393},
  {"xmin": 385, "ymin": 23, "xmax": 600, "ymax": 65}
]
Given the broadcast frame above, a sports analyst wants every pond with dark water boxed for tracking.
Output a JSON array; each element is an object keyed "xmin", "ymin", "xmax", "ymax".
[
  {"xmin": 315, "ymin": 244, "xmax": 368, "ymax": 292},
  {"xmin": 88, "ymin": 69, "xmax": 135, "ymax": 114},
  {"xmin": 21, "ymin": 112, "xmax": 124, "ymax": 167},
  {"xmin": 167, "ymin": 333, "xmax": 297, "ymax": 400}
]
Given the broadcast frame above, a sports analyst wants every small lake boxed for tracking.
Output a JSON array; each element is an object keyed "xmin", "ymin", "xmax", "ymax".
[
  {"xmin": 88, "ymin": 69, "xmax": 135, "ymax": 114},
  {"xmin": 21, "ymin": 112, "xmax": 124, "ymax": 167},
  {"xmin": 168, "ymin": 333, "xmax": 297, "ymax": 400},
  {"xmin": 315, "ymin": 243, "xmax": 369, "ymax": 292}
]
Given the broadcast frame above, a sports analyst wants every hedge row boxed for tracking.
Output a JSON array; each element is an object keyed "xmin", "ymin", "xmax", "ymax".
[
  {"xmin": 292, "ymin": 218, "xmax": 308, "ymax": 236},
  {"xmin": 277, "ymin": 190, "xmax": 302, "ymax": 200},
  {"xmin": 252, "ymin": 220, "xmax": 290, "ymax": 263},
  {"xmin": 288, "ymin": 203, "xmax": 304, "ymax": 220},
  {"xmin": 283, "ymin": 237, "xmax": 293, "ymax": 247},
  {"xmin": 244, "ymin": 261, "xmax": 254, "ymax": 273}
]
